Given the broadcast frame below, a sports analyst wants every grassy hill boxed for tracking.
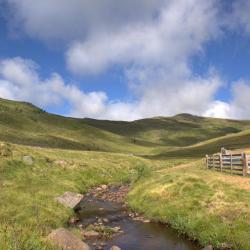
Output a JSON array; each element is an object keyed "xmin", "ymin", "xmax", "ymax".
[
  {"xmin": 84, "ymin": 113, "xmax": 250, "ymax": 147},
  {"xmin": 1, "ymin": 97, "xmax": 250, "ymax": 156},
  {"xmin": 0, "ymin": 98, "xmax": 151, "ymax": 154},
  {"xmin": 155, "ymin": 128, "xmax": 250, "ymax": 158}
]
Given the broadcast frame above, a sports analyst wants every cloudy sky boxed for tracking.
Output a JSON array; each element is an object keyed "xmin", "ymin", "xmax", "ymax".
[{"xmin": 0, "ymin": 0, "xmax": 250, "ymax": 120}]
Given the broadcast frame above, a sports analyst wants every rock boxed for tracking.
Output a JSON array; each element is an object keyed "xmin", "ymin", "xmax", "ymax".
[
  {"xmin": 220, "ymin": 243, "xmax": 232, "ymax": 249},
  {"xmin": 68, "ymin": 216, "xmax": 79, "ymax": 225},
  {"xmin": 96, "ymin": 187, "xmax": 102, "ymax": 191},
  {"xmin": 110, "ymin": 246, "xmax": 121, "ymax": 250},
  {"xmin": 112, "ymin": 226, "xmax": 121, "ymax": 233},
  {"xmin": 103, "ymin": 218, "xmax": 109, "ymax": 223},
  {"xmin": 96, "ymin": 246, "xmax": 103, "ymax": 250},
  {"xmin": 101, "ymin": 184, "xmax": 108, "ymax": 190},
  {"xmin": 133, "ymin": 217, "xmax": 143, "ymax": 221},
  {"xmin": 54, "ymin": 159, "xmax": 68, "ymax": 167},
  {"xmin": 47, "ymin": 228, "xmax": 90, "ymax": 250},
  {"xmin": 22, "ymin": 155, "xmax": 34, "ymax": 165},
  {"xmin": 143, "ymin": 219, "xmax": 151, "ymax": 223},
  {"xmin": 55, "ymin": 192, "xmax": 83, "ymax": 209},
  {"xmin": 83, "ymin": 230, "xmax": 99, "ymax": 238},
  {"xmin": 202, "ymin": 245, "xmax": 213, "ymax": 250}
]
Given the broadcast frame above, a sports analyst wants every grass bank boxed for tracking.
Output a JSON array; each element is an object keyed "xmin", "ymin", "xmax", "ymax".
[
  {"xmin": 2, "ymin": 141, "xmax": 250, "ymax": 249},
  {"xmin": 0, "ymin": 143, "xmax": 151, "ymax": 250},
  {"xmin": 128, "ymin": 160, "xmax": 250, "ymax": 250}
]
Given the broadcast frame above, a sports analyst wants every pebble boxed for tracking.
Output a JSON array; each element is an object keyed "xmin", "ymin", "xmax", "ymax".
[
  {"xmin": 112, "ymin": 226, "xmax": 121, "ymax": 233},
  {"xmin": 101, "ymin": 184, "xmax": 108, "ymax": 190},
  {"xmin": 68, "ymin": 216, "xmax": 79, "ymax": 225},
  {"xmin": 110, "ymin": 246, "xmax": 121, "ymax": 250},
  {"xmin": 96, "ymin": 246, "xmax": 103, "ymax": 250},
  {"xmin": 202, "ymin": 245, "xmax": 213, "ymax": 250},
  {"xmin": 83, "ymin": 230, "xmax": 99, "ymax": 238}
]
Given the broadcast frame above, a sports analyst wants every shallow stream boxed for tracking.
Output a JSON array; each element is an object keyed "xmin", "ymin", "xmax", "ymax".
[{"xmin": 75, "ymin": 186, "xmax": 200, "ymax": 250}]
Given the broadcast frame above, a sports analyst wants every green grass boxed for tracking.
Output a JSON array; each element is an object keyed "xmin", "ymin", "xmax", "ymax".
[
  {"xmin": 128, "ymin": 160, "xmax": 250, "ymax": 249},
  {"xmin": 1, "ymin": 98, "xmax": 250, "ymax": 156},
  {"xmin": 3, "ymin": 97, "xmax": 250, "ymax": 249},
  {"xmin": 84, "ymin": 113, "xmax": 250, "ymax": 147},
  {"xmin": 155, "ymin": 128, "xmax": 250, "ymax": 158},
  {"xmin": 0, "ymin": 143, "xmax": 151, "ymax": 250}
]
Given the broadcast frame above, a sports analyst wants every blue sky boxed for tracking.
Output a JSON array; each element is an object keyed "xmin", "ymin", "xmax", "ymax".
[{"xmin": 0, "ymin": 0, "xmax": 250, "ymax": 120}]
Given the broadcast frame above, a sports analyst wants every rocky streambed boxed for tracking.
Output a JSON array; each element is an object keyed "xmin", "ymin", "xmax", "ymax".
[{"xmin": 69, "ymin": 185, "xmax": 200, "ymax": 250}]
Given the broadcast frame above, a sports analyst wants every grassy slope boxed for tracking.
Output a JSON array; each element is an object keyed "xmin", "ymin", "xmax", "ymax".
[
  {"xmin": 0, "ymin": 98, "xmax": 151, "ymax": 154},
  {"xmin": 2, "ymin": 98, "xmax": 250, "ymax": 155},
  {"xmin": 0, "ymin": 142, "xmax": 152, "ymax": 250},
  {"xmin": 84, "ymin": 114, "xmax": 250, "ymax": 147},
  {"xmin": 2, "ymin": 142, "xmax": 250, "ymax": 250},
  {"xmin": 129, "ymin": 161, "xmax": 250, "ymax": 250},
  {"xmin": 155, "ymin": 128, "xmax": 250, "ymax": 158}
]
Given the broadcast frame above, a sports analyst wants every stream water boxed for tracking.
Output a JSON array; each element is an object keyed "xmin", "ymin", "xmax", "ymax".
[{"xmin": 75, "ymin": 186, "xmax": 200, "ymax": 250}]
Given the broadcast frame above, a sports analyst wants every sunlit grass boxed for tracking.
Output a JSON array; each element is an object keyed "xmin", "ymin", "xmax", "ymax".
[
  {"xmin": 0, "ymin": 143, "xmax": 151, "ymax": 249},
  {"xmin": 128, "ymin": 160, "xmax": 250, "ymax": 249}
]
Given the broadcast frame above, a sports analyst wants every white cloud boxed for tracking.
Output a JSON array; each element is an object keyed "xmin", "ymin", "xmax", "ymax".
[
  {"xmin": 203, "ymin": 80, "xmax": 250, "ymax": 120},
  {"xmin": 0, "ymin": 57, "xmax": 107, "ymax": 118},
  {"xmin": 0, "ymin": 56, "xmax": 225, "ymax": 121},
  {"xmin": 229, "ymin": 80, "xmax": 250, "ymax": 119},
  {"xmin": 231, "ymin": 0, "xmax": 250, "ymax": 35},
  {"xmin": 66, "ymin": 0, "xmax": 220, "ymax": 75},
  {"xmin": 6, "ymin": 1, "xmax": 249, "ymax": 120},
  {"xmin": 204, "ymin": 101, "xmax": 231, "ymax": 119},
  {"xmin": 65, "ymin": 0, "xmax": 225, "ymax": 120},
  {"xmin": 6, "ymin": 0, "xmax": 164, "ymax": 43}
]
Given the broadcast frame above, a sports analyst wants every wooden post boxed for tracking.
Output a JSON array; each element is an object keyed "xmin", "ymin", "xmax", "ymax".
[
  {"xmin": 205, "ymin": 155, "xmax": 208, "ymax": 169},
  {"xmin": 219, "ymin": 153, "xmax": 223, "ymax": 172},
  {"xmin": 242, "ymin": 153, "xmax": 248, "ymax": 176},
  {"xmin": 213, "ymin": 154, "xmax": 215, "ymax": 169},
  {"xmin": 230, "ymin": 154, "xmax": 232, "ymax": 175}
]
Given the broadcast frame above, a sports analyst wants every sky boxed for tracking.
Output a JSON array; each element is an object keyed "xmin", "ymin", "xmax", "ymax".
[{"xmin": 0, "ymin": 0, "xmax": 250, "ymax": 121}]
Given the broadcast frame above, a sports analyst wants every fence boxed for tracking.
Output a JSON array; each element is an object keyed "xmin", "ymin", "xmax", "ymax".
[{"xmin": 206, "ymin": 150, "xmax": 250, "ymax": 176}]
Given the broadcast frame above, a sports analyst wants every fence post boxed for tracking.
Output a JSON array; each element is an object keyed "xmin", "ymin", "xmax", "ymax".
[
  {"xmin": 243, "ymin": 153, "xmax": 248, "ymax": 176},
  {"xmin": 205, "ymin": 155, "xmax": 208, "ymax": 169},
  {"xmin": 230, "ymin": 154, "xmax": 232, "ymax": 175},
  {"xmin": 219, "ymin": 153, "xmax": 223, "ymax": 172},
  {"xmin": 213, "ymin": 154, "xmax": 215, "ymax": 169}
]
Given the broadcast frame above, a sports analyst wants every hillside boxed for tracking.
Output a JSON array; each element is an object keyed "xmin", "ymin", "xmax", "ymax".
[
  {"xmin": 154, "ymin": 128, "xmax": 250, "ymax": 158},
  {"xmin": 1, "ymin": 97, "xmax": 250, "ymax": 155},
  {"xmin": 84, "ymin": 113, "xmax": 250, "ymax": 147},
  {"xmin": 0, "ymin": 98, "xmax": 151, "ymax": 154}
]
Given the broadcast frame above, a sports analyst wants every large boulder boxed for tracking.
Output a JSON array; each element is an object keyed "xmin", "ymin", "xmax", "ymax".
[
  {"xmin": 56, "ymin": 192, "xmax": 83, "ymax": 209},
  {"xmin": 48, "ymin": 228, "xmax": 90, "ymax": 250}
]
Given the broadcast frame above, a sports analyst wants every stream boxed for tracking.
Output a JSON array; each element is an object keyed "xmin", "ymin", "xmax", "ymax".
[{"xmin": 74, "ymin": 185, "xmax": 200, "ymax": 250}]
